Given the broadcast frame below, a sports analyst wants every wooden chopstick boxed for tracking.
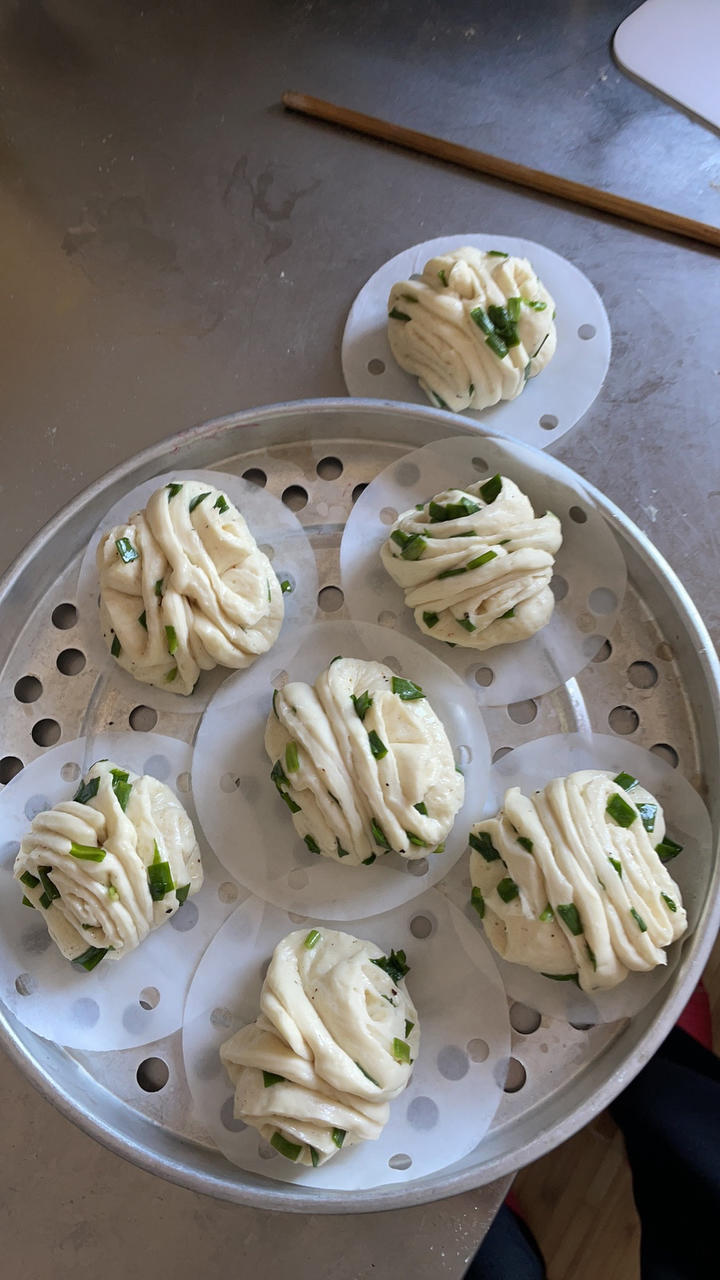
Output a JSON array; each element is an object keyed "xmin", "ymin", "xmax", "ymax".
[{"xmin": 282, "ymin": 91, "xmax": 720, "ymax": 251}]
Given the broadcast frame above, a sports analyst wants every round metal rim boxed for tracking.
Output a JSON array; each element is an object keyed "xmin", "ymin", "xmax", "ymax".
[{"xmin": 1, "ymin": 396, "xmax": 719, "ymax": 1213}]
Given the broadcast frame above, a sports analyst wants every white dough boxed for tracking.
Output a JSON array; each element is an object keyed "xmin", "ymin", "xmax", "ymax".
[
  {"xmin": 96, "ymin": 479, "xmax": 284, "ymax": 695},
  {"xmin": 264, "ymin": 657, "xmax": 464, "ymax": 865},
  {"xmin": 14, "ymin": 760, "xmax": 202, "ymax": 968},
  {"xmin": 220, "ymin": 927, "xmax": 419, "ymax": 1165},
  {"xmin": 387, "ymin": 246, "xmax": 556, "ymax": 413},
  {"xmin": 469, "ymin": 770, "xmax": 687, "ymax": 993},
  {"xmin": 381, "ymin": 475, "xmax": 563, "ymax": 651}
]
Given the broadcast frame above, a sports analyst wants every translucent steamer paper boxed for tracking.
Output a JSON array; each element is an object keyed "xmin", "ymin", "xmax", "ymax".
[
  {"xmin": 182, "ymin": 889, "xmax": 510, "ymax": 1190},
  {"xmin": 441, "ymin": 732, "xmax": 711, "ymax": 1025},
  {"xmin": 75, "ymin": 469, "xmax": 318, "ymax": 716},
  {"xmin": 340, "ymin": 434, "xmax": 626, "ymax": 706},
  {"xmin": 342, "ymin": 234, "xmax": 611, "ymax": 448},
  {"xmin": 0, "ymin": 734, "xmax": 244, "ymax": 1051},
  {"xmin": 192, "ymin": 620, "xmax": 491, "ymax": 919}
]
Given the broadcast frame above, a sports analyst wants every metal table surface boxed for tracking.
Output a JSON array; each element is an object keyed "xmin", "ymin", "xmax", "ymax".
[{"xmin": 0, "ymin": 1, "xmax": 718, "ymax": 1276}]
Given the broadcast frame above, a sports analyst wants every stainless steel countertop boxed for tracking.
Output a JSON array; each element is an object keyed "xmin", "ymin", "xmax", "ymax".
[{"xmin": 1, "ymin": 1, "xmax": 718, "ymax": 1276}]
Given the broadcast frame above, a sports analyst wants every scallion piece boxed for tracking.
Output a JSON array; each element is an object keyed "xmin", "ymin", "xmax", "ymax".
[
  {"xmin": 392, "ymin": 1037, "xmax": 411, "ymax": 1064},
  {"xmin": 263, "ymin": 1070, "xmax": 286, "ymax": 1087},
  {"xmin": 70, "ymin": 841, "xmax": 106, "ymax": 862},
  {"xmin": 370, "ymin": 819, "xmax": 391, "ymax": 850},
  {"xmin": 468, "ymin": 382, "xmax": 475, "ymax": 396},
  {"xmin": 22, "ymin": 894, "xmax": 36, "ymax": 908},
  {"xmin": 656, "ymin": 836, "xmax": 683, "ymax": 863},
  {"xmin": 469, "ymin": 830, "xmax": 501, "ymax": 863},
  {"xmin": 138, "ymin": 610, "xmax": 147, "ymax": 631},
  {"xmin": 73, "ymin": 776, "xmax": 100, "ymax": 805},
  {"xmin": 310, "ymin": 1147, "xmax": 320, "ymax": 1167},
  {"xmin": 352, "ymin": 690, "xmax": 373, "ymax": 721},
  {"xmin": 422, "ymin": 611, "xmax": 439, "ymax": 629},
  {"xmin": 370, "ymin": 949, "xmax": 409, "ymax": 983},
  {"xmin": 165, "ymin": 666, "xmax": 178, "ymax": 683},
  {"xmin": 539, "ymin": 903, "xmax": 554, "ymax": 922},
  {"xmin": 147, "ymin": 840, "xmax": 174, "ymax": 901},
  {"xmin": 471, "ymin": 886, "xmax": 485, "ymax": 918},
  {"xmin": 429, "ymin": 496, "xmax": 481, "ymax": 522},
  {"xmin": 110, "ymin": 633, "xmax": 121, "ymax": 658},
  {"xmin": 507, "ymin": 296, "xmax": 522, "ymax": 322},
  {"xmin": 470, "ymin": 305, "xmax": 494, "ymax": 335},
  {"xmin": 431, "ymin": 391, "xmax": 450, "ymax": 410},
  {"xmin": 433, "ymin": 841, "xmax": 445, "ymax": 854},
  {"xmin": 110, "ymin": 768, "xmax": 132, "ymax": 811},
  {"xmin": 405, "ymin": 830, "xmax": 428, "ymax": 847},
  {"xmin": 391, "ymin": 676, "xmax": 425, "ymax": 700},
  {"xmin": 661, "ymin": 893, "xmax": 677, "ymax": 913},
  {"xmin": 487, "ymin": 249, "xmax": 508, "ymax": 257},
  {"xmin": 115, "ymin": 536, "xmax": 139, "ymax": 564},
  {"xmin": 154, "ymin": 577, "xmax": 164, "ymax": 597},
  {"xmin": 500, "ymin": 607, "xmax": 516, "ymax": 619},
  {"xmin": 285, "ymin": 741, "xmax": 300, "ymax": 773},
  {"xmin": 613, "ymin": 772, "xmax": 637, "ymax": 791},
  {"xmin": 332, "ymin": 1128, "xmax": 346, "ymax": 1148},
  {"xmin": 189, "ymin": 490, "xmax": 211, "ymax": 513},
  {"xmin": 362, "ymin": 853, "xmax": 376, "ymax": 865},
  {"xmin": 39, "ymin": 891, "xmax": 53, "ymax": 910},
  {"xmin": 167, "ymin": 482, "xmax": 183, "ymax": 499},
  {"xmin": 414, "ymin": 801, "xmax": 428, "ymax": 816},
  {"xmin": 557, "ymin": 903, "xmax": 583, "ymax": 935},
  {"xmin": 336, "ymin": 840, "xmax": 351, "ymax": 859},
  {"xmin": 405, "ymin": 1019, "xmax": 415, "ymax": 1038},
  {"xmin": 304, "ymin": 835, "xmax": 321, "ymax": 854},
  {"xmin": 438, "ymin": 268, "xmax": 448, "ymax": 286},
  {"xmin": 630, "ymin": 907, "xmax": 648, "ymax": 933},
  {"xmin": 497, "ymin": 876, "xmax": 519, "ymax": 903},
  {"xmin": 437, "ymin": 565, "xmax": 467, "ymax": 580},
  {"xmin": 458, "ymin": 616, "xmax": 476, "ymax": 633},
  {"xmin": 280, "ymin": 579, "xmax": 293, "ymax": 593},
  {"xmin": 637, "ymin": 802, "xmax": 657, "ymax": 833},
  {"xmin": 176, "ymin": 884, "xmax": 190, "ymax": 905},
  {"xmin": 526, "ymin": 299, "xmax": 547, "ymax": 311},
  {"xmin": 609, "ymin": 856, "xmax": 623, "ymax": 876},
  {"xmin": 479, "ymin": 474, "xmax": 502, "ymax": 504},
  {"xmin": 388, "ymin": 306, "xmax": 412, "ymax": 322},
  {"xmin": 72, "ymin": 945, "xmax": 108, "ymax": 972},
  {"xmin": 266, "ymin": 579, "xmax": 272, "ymax": 603},
  {"xmin": 606, "ymin": 792, "xmax": 637, "ymax": 828},
  {"xmin": 107, "ymin": 885, "xmax": 120, "ymax": 901},
  {"xmin": 517, "ymin": 836, "xmax": 533, "ymax": 853},
  {"xmin": 355, "ymin": 1062, "xmax": 381, "ymax": 1087},
  {"xmin": 532, "ymin": 333, "xmax": 549, "ymax": 359},
  {"xmin": 38, "ymin": 866, "xmax": 60, "ymax": 903},
  {"xmin": 401, "ymin": 533, "xmax": 427, "ymax": 560},
  {"xmin": 270, "ymin": 1132, "xmax": 302, "ymax": 1162},
  {"xmin": 542, "ymin": 972, "xmax": 580, "ymax": 985},
  {"xmin": 165, "ymin": 624, "xmax": 178, "ymax": 655},
  {"xmin": 20, "ymin": 870, "xmax": 40, "ymax": 889},
  {"xmin": 467, "ymin": 550, "xmax": 498, "ymax": 570},
  {"xmin": 303, "ymin": 929, "xmax": 321, "ymax": 950},
  {"xmin": 486, "ymin": 331, "xmax": 508, "ymax": 359}
]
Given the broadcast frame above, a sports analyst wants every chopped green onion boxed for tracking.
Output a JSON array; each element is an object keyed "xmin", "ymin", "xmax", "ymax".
[
  {"xmin": 285, "ymin": 741, "xmax": 300, "ymax": 773},
  {"xmin": 470, "ymin": 305, "xmax": 494, "ymax": 335},
  {"xmin": 176, "ymin": 884, "xmax": 190, "ymax": 905},
  {"xmin": 22, "ymin": 895, "xmax": 35, "ymax": 908},
  {"xmin": 270, "ymin": 1132, "xmax": 302, "ymax": 1162},
  {"xmin": 606, "ymin": 793, "xmax": 637, "ymax": 828},
  {"xmin": 370, "ymin": 949, "xmax": 410, "ymax": 983},
  {"xmin": 355, "ymin": 1061, "xmax": 381, "ymax": 1087},
  {"xmin": 107, "ymin": 885, "xmax": 120, "ymax": 901},
  {"xmin": 39, "ymin": 891, "xmax": 53, "ymax": 910},
  {"xmin": 336, "ymin": 840, "xmax": 351, "ymax": 859},
  {"xmin": 500, "ymin": 608, "xmax": 516, "ymax": 619},
  {"xmin": 266, "ymin": 578, "xmax": 272, "ymax": 603},
  {"xmin": 72, "ymin": 946, "xmax": 108, "ymax": 972},
  {"xmin": 467, "ymin": 550, "xmax": 498, "ymax": 570},
  {"xmin": 165, "ymin": 625, "xmax": 178, "ymax": 655},
  {"xmin": 469, "ymin": 830, "xmax": 501, "ymax": 863},
  {"xmin": 405, "ymin": 1019, "xmax": 415, "ymax": 1038},
  {"xmin": 517, "ymin": 836, "xmax": 533, "ymax": 853},
  {"xmin": 138, "ymin": 610, "xmax": 147, "ymax": 630},
  {"xmin": 486, "ymin": 331, "xmax": 508, "ymax": 359},
  {"xmin": 429, "ymin": 496, "xmax": 481, "ymax": 522},
  {"xmin": 557, "ymin": 903, "xmax": 583, "ymax": 935},
  {"xmin": 637, "ymin": 802, "xmax": 657, "ymax": 833},
  {"xmin": 458, "ymin": 616, "xmax": 476, "ymax": 633},
  {"xmin": 310, "ymin": 1147, "xmax": 320, "ymax": 1167},
  {"xmin": 630, "ymin": 907, "xmax": 648, "ymax": 933},
  {"xmin": 214, "ymin": 494, "xmax": 230, "ymax": 515},
  {"xmin": 507, "ymin": 296, "xmax": 522, "ymax": 322},
  {"xmin": 433, "ymin": 841, "xmax": 445, "ymax": 854},
  {"xmin": 391, "ymin": 676, "xmax": 425, "ymax": 700},
  {"xmin": 110, "ymin": 633, "xmax": 121, "ymax": 658},
  {"xmin": 661, "ymin": 893, "xmax": 677, "ymax": 913},
  {"xmin": 20, "ymin": 870, "xmax": 40, "ymax": 889},
  {"xmin": 115, "ymin": 537, "xmax": 139, "ymax": 563},
  {"xmin": 389, "ymin": 306, "xmax": 411, "ymax": 322},
  {"xmin": 468, "ymin": 383, "xmax": 475, "ymax": 396},
  {"xmin": 330, "ymin": 655, "xmax": 342, "ymax": 664},
  {"xmin": 414, "ymin": 801, "xmax": 428, "ymax": 816},
  {"xmin": 609, "ymin": 856, "xmax": 623, "ymax": 876},
  {"xmin": 165, "ymin": 666, "xmax": 178, "ymax": 683},
  {"xmin": 304, "ymin": 929, "xmax": 321, "ymax": 949},
  {"xmin": 480, "ymin": 474, "xmax": 502, "ymax": 504},
  {"xmin": 598, "ymin": 877, "xmax": 607, "ymax": 891},
  {"xmin": 263, "ymin": 1070, "xmax": 286, "ymax": 1087},
  {"xmin": 352, "ymin": 690, "xmax": 373, "ymax": 721},
  {"xmin": 497, "ymin": 876, "xmax": 519, "ymax": 903},
  {"xmin": 381, "ymin": 994, "xmax": 396, "ymax": 1007},
  {"xmin": 585, "ymin": 943, "xmax": 597, "ymax": 971},
  {"xmin": 487, "ymin": 249, "xmax": 508, "ymax": 257},
  {"xmin": 111, "ymin": 769, "xmax": 132, "ymax": 811},
  {"xmin": 332, "ymin": 1128, "xmax": 346, "ymax": 1148},
  {"xmin": 147, "ymin": 840, "xmax": 174, "ymax": 901},
  {"xmin": 539, "ymin": 903, "xmax": 554, "ymax": 922},
  {"xmin": 526, "ymin": 299, "xmax": 547, "ymax": 311},
  {"xmin": 392, "ymin": 1037, "xmax": 411, "ymax": 1064},
  {"xmin": 73, "ymin": 776, "xmax": 100, "ymax": 805},
  {"xmin": 613, "ymin": 772, "xmax": 637, "ymax": 791},
  {"xmin": 70, "ymin": 841, "xmax": 106, "ymax": 862},
  {"xmin": 189, "ymin": 491, "xmax": 211, "ymax": 513},
  {"xmin": 656, "ymin": 836, "xmax": 683, "ymax": 864},
  {"xmin": 401, "ymin": 533, "xmax": 427, "ymax": 560},
  {"xmin": 471, "ymin": 886, "xmax": 485, "ymax": 918},
  {"xmin": 542, "ymin": 972, "xmax": 580, "ymax": 985},
  {"xmin": 38, "ymin": 866, "xmax": 60, "ymax": 903},
  {"xmin": 532, "ymin": 333, "xmax": 549, "ymax": 359},
  {"xmin": 437, "ymin": 565, "xmax": 467, "ymax": 580},
  {"xmin": 438, "ymin": 268, "xmax": 448, "ymax": 286},
  {"xmin": 154, "ymin": 578, "xmax": 164, "ymax": 597},
  {"xmin": 362, "ymin": 853, "xmax": 377, "ymax": 865},
  {"xmin": 422, "ymin": 611, "xmax": 439, "ymax": 629},
  {"xmin": 271, "ymin": 760, "xmax": 301, "ymax": 813},
  {"xmin": 370, "ymin": 819, "xmax": 391, "ymax": 850},
  {"xmin": 405, "ymin": 830, "xmax": 428, "ymax": 847},
  {"xmin": 431, "ymin": 391, "xmax": 450, "ymax": 410},
  {"xmin": 167, "ymin": 483, "xmax": 183, "ymax": 499},
  {"xmin": 304, "ymin": 835, "xmax": 321, "ymax": 854},
  {"xmin": 280, "ymin": 579, "xmax": 293, "ymax": 594}
]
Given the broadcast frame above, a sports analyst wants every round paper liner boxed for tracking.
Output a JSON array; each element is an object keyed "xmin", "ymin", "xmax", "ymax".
[
  {"xmin": 0, "ymin": 734, "xmax": 244, "ymax": 1051},
  {"xmin": 340, "ymin": 434, "xmax": 627, "ymax": 707},
  {"xmin": 182, "ymin": 888, "xmax": 510, "ymax": 1190},
  {"xmin": 75, "ymin": 468, "xmax": 318, "ymax": 717},
  {"xmin": 439, "ymin": 732, "xmax": 711, "ymax": 1025},
  {"xmin": 192, "ymin": 620, "xmax": 491, "ymax": 920},
  {"xmin": 342, "ymin": 234, "xmax": 611, "ymax": 448}
]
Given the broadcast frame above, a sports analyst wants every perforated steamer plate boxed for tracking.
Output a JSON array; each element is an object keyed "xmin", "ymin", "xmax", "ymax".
[{"xmin": 0, "ymin": 398, "xmax": 718, "ymax": 1214}]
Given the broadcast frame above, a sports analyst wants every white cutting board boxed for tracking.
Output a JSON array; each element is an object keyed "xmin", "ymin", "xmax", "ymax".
[{"xmin": 614, "ymin": 0, "xmax": 720, "ymax": 131}]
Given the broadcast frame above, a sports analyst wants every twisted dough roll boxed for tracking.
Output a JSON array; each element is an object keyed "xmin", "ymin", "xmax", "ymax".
[
  {"xmin": 265, "ymin": 656, "xmax": 464, "ymax": 865},
  {"xmin": 387, "ymin": 246, "xmax": 556, "ymax": 413},
  {"xmin": 381, "ymin": 474, "xmax": 563, "ymax": 650},
  {"xmin": 469, "ymin": 770, "xmax": 687, "ymax": 993},
  {"xmin": 220, "ymin": 928, "xmax": 419, "ymax": 1165},
  {"xmin": 97, "ymin": 479, "xmax": 284, "ymax": 695},
  {"xmin": 14, "ymin": 761, "xmax": 202, "ymax": 969}
]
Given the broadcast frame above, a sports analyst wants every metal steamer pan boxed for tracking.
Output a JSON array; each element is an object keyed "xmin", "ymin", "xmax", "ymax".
[{"xmin": 1, "ymin": 399, "xmax": 718, "ymax": 1213}]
